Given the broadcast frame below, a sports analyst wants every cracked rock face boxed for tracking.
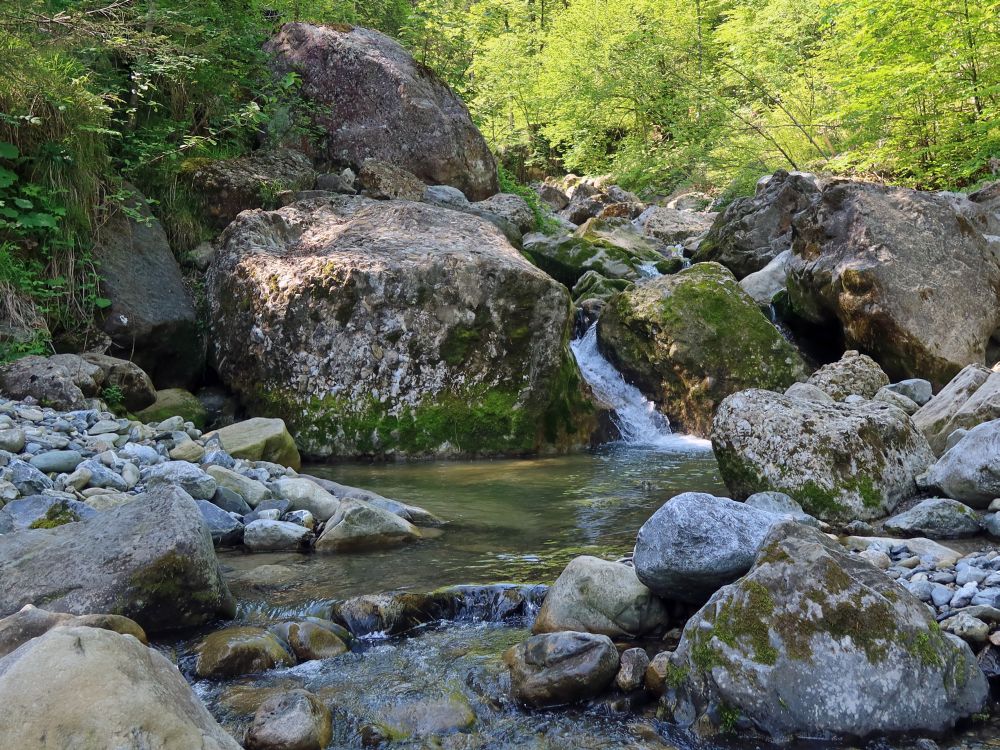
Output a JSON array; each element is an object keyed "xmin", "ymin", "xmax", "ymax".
[{"xmin": 208, "ymin": 195, "xmax": 595, "ymax": 459}]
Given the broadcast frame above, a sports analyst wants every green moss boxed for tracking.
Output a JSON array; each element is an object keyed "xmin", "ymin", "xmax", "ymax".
[
  {"xmin": 712, "ymin": 580, "xmax": 779, "ymax": 665},
  {"xmin": 910, "ymin": 629, "xmax": 945, "ymax": 669},
  {"xmin": 120, "ymin": 551, "xmax": 232, "ymax": 629},
  {"xmin": 795, "ymin": 480, "xmax": 850, "ymax": 519},
  {"xmin": 663, "ymin": 662, "xmax": 689, "ymax": 688},
  {"xmin": 718, "ymin": 703, "xmax": 740, "ymax": 733},
  {"xmin": 29, "ymin": 502, "xmax": 80, "ymax": 529}
]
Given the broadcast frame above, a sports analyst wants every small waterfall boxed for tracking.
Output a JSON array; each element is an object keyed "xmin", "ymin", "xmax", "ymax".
[{"xmin": 570, "ymin": 325, "xmax": 709, "ymax": 451}]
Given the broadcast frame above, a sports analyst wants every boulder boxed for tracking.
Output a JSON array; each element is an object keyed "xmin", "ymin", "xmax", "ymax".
[
  {"xmin": 694, "ymin": 170, "xmax": 821, "ymax": 278},
  {"xmin": 632, "ymin": 206, "xmax": 713, "ymax": 245},
  {"xmin": 208, "ymin": 195, "xmax": 594, "ymax": 459},
  {"xmin": 571, "ymin": 270, "xmax": 631, "ymax": 303},
  {"xmin": 712, "ymin": 389, "xmax": 935, "ymax": 521},
  {"xmin": 0, "ymin": 495, "xmax": 97, "ymax": 533},
  {"xmin": 356, "ymin": 158, "xmax": 425, "ymax": 200},
  {"xmin": 503, "ymin": 631, "xmax": 619, "ymax": 708},
  {"xmin": 533, "ymin": 555, "xmax": 668, "ymax": 637},
  {"xmin": 925, "ymin": 420, "xmax": 1000, "ymax": 507},
  {"xmin": 268, "ymin": 621, "xmax": 348, "ymax": 661},
  {"xmin": 207, "ymin": 418, "xmax": 301, "ymax": 470},
  {"xmin": 0, "ymin": 626, "xmax": 242, "ymax": 749},
  {"xmin": 275, "ymin": 476, "xmax": 340, "ymax": 521},
  {"xmin": 244, "ymin": 519, "xmax": 312, "ymax": 551},
  {"xmin": 186, "ymin": 148, "xmax": 316, "ymax": 230},
  {"xmin": 883, "ymin": 498, "xmax": 981, "ymax": 539},
  {"xmin": 473, "ymin": 192, "xmax": 536, "ymax": 234},
  {"xmin": 372, "ymin": 695, "xmax": 476, "ymax": 741},
  {"xmin": 196, "ymin": 500, "xmax": 245, "ymax": 546},
  {"xmin": 246, "ymin": 689, "xmax": 332, "ymax": 750},
  {"xmin": 739, "ymin": 248, "xmax": 790, "ymax": 306},
  {"xmin": 0, "ymin": 605, "xmax": 146, "ymax": 658},
  {"xmin": 423, "ymin": 184, "xmax": 469, "ymax": 209},
  {"xmin": 615, "ymin": 647, "xmax": 650, "ymax": 692},
  {"xmin": 300, "ymin": 475, "xmax": 442, "ymax": 526},
  {"xmin": 0, "ymin": 352, "xmax": 154, "ymax": 410},
  {"xmin": 598, "ymin": 263, "xmax": 808, "ymax": 436},
  {"xmin": 886, "ymin": 378, "xmax": 933, "ymax": 406},
  {"xmin": 535, "ymin": 182, "xmax": 570, "ymax": 211},
  {"xmin": 874, "ymin": 386, "xmax": 920, "ymax": 415},
  {"xmin": 135, "ymin": 388, "xmax": 208, "ymax": 428},
  {"xmin": 522, "ymin": 218, "xmax": 677, "ymax": 288},
  {"xmin": 913, "ymin": 365, "xmax": 1000, "ymax": 454},
  {"xmin": 0, "ymin": 485, "xmax": 235, "ymax": 631},
  {"xmin": 633, "ymin": 492, "xmax": 780, "ymax": 602},
  {"xmin": 92, "ymin": 187, "xmax": 203, "ymax": 386},
  {"xmin": 265, "ymin": 23, "xmax": 498, "ymax": 200},
  {"xmin": 804, "ymin": 350, "xmax": 890, "ymax": 401},
  {"xmin": 143, "ymin": 461, "xmax": 217, "ymax": 500},
  {"xmin": 787, "ymin": 181, "xmax": 1000, "ymax": 387},
  {"xmin": 206, "ymin": 465, "xmax": 272, "ymax": 508},
  {"xmin": 662, "ymin": 521, "xmax": 987, "ymax": 738},
  {"xmin": 194, "ymin": 626, "xmax": 296, "ymax": 678},
  {"xmin": 314, "ymin": 499, "xmax": 420, "ymax": 552}
]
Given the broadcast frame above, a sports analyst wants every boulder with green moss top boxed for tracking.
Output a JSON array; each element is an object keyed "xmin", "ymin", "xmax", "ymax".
[
  {"xmin": 804, "ymin": 350, "xmax": 890, "ymax": 401},
  {"xmin": 194, "ymin": 626, "xmax": 296, "ymax": 679},
  {"xmin": 598, "ymin": 263, "xmax": 808, "ymax": 437},
  {"xmin": 208, "ymin": 195, "xmax": 595, "ymax": 459},
  {"xmin": 712, "ymin": 389, "xmax": 934, "ymax": 521},
  {"xmin": 522, "ymin": 218, "xmax": 680, "ymax": 288},
  {"xmin": 135, "ymin": 388, "xmax": 207, "ymax": 428},
  {"xmin": 206, "ymin": 418, "xmax": 301, "ymax": 470},
  {"xmin": 913, "ymin": 364, "xmax": 1000, "ymax": 455},
  {"xmin": 660, "ymin": 521, "xmax": 987, "ymax": 739},
  {"xmin": 0, "ymin": 485, "xmax": 235, "ymax": 631},
  {"xmin": 787, "ymin": 180, "xmax": 1000, "ymax": 388},
  {"xmin": 571, "ymin": 271, "xmax": 631, "ymax": 303}
]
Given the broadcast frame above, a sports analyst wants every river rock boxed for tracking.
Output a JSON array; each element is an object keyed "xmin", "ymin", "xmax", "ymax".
[
  {"xmin": 244, "ymin": 519, "xmax": 312, "ymax": 551},
  {"xmin": 0, "ymin": 605, "xmax": 147, "ymax": 658},
  {"xmin": 633, "ymin": 206, "xmax": 713, "ymax": 245},
  {"xmin": 0, "ymin": 626, "xmax": 242, "ymax": 749},
  {"xmin": 913, "ymin": 365, "xmax": 1000, "ymax": 454},
  {"xmin": 269, "ymin": 621, "xmax": 348, "ymax": 661},
  {"xmin": 265, "ymin": 23, "xmax": 497, "ymax": 200},
  {"xmin": 301, "ymin": 475, "xmax": 442, "ymax": 526},
  {"xmin": 712, "ymin": 389, "xmax": 934, "ymax": 521},
  {"xmin": 884, "ymin": 498, "xmax": 981, "ymax": 539},
  {"xmin": 196, "ymin": 500, "xmax": 245, "ymax": 546},
  {"xmin": 27, "ymin": 449, "xmax": 83, "ymax": 474},
  {"xmin": 0, "ymin": 427, "xmax": 25, "ymax": 453},
  {"xmin": 0, "ymin": 352, "xmax": 155, "ymax": 410},
  {"xmin": 739, "ymin": 248, "xmax": 790, "ymax": 306},
  {"xmin": 206, "ymin": 465, "xmax": 271, "ymax": 508},
  {"xmin": 207, "ymin": 418, "xmax": 301, "ymax": 470},
  {"xmin": 208, "ymin": 195, "xmax": 593, "ymax": 458},
  {"xmin": 615, "ymin": 647, "xmax": 650, "ymax": 692},
  {"xmin": 805, "ymin": 350, "xmax": 890, "ymax": 401},
  {"xmin": 136, "ymin": 388, "xmax": 208, "ymax": 428},
  {"xmin": 474, "ymin": 193, "xmax": 536, "ymax": 234},
  {"xmin": 143, "ymin": 460, "xmax": 217, "ymax": 500},
  {"xmin": 533, "ymin": 555, "xmax": 668, "ymax": 637},
  {"xmin": 275, "ymin": 477, "xmax": 340, "ymax": 521},
  {"xmin": 0, "ymin": 485, "xmax": 234, "ymax": 630},
  {"xmin": 662, "ymin": 521, "xmax": 988, "ymax": 737},
  {"xmin": 246, "ymin": 689, "xmax": 332, "ymax": 750},
  {"xmin": 597, "ymin": 263, "xmax": 807, "ymax": 436},
  {"xmin": 314, "ymin": 499, "xmax": 420, "ymax": 552},
  {"xmin": 633, "ymin": 492, "xmax": 780, "ymax": 602},
  {"xmin": 694, "ymin": 170, "xmax": 820, "ymax": 278},
  {"xmin": 194, "ymin": 626, "xmax": 295, "ymax": 679},
  {"xmin": 787, "ymin": 181, "xmax": 1000, "ymax": 387},
  {"xmin": 887, "ymin": 378, "xmax": 934, "ymax": 406},
  {"xmin": 503, "ymin": 631, "xmax": 620, "ymax": 708},
  {"xmin": 92, "ymin": 186, "xmax": 203, "ymax": 386},
  {"xmin": 373, "ymin": 695, "xmax": 476, "ymax": 741},
  {"xmin": 874, "ymin": 386, "xmax": 920, "ymax": 414},
  {"xmin": 925, "ymin": 420, "xmax": 1000, "ymax": 507},
  {"xmin": 0, "ymin": 495, "xmax": 96, "ymax": 533}
]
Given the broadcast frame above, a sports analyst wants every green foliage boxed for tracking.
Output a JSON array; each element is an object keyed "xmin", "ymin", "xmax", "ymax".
[
  {"xmin": 101, "ymin": 384, "xmax": 125, "ymax": 408},
  {"xmin": 497, "ymin": 165, "xmax": 556, "ymax": 233}
]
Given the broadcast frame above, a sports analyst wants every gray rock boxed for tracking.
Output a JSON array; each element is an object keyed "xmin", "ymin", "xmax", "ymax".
[
  {"xmin": 245, "ymin": 689, "xmax": 332, "ymax": 750},
  {"xmin": 913, "ymin": 364, "xmax": 995, "ymax": 454},
  {"xmin": 805, "ymin": 350, "xmax": 890, "ymax": 401},
  {"xmin": 633, "ymin": 205, "xmax": 713, "ymax": 245},
  {"xmin": 0, "ymin": 495, "xmax": 97, "ymax": 533},
  {"xmin": 301, "ymin": 475, "xmax": 443, "ymax": 526},
  {"xmin": 28, "ymin": 450, "xmax": 83, "ymax": 474},
  {"xmin": 874, "ymin": 386, "xmax": 920, "ymax": 415},
  {"xmin": 314, "ymin": 499, "xmax": 420, "ymax": 552},
  {"xmin": 941, "ymin": 611, "xmax": 990, "ymax": 645},
  {"xmin": 5, "ymin": 458, "xmax": 53, "ymax": 494},
  {"xmin": 663, "ymin": 521, "xmax": 987, "ymax": 737},
  {"xmin": 984, "ymin": 513, "xmax": 1000, "ymax": 538},
  {"xmin": 784, "ymin": 382, "xmax": 835, "ymax": 403},
  {"xmin": 205, "ymin": 465, "xmax": 271, "ymax": 508},
  {"xmin": 739, "ymin": 248, "xmax": 790, "ymax": 306},
  {"xmin": 143, "ymin": 461, "xmax": 217, "ymax": 500},
  {"xmin": 212, "ymin": 486, "xmax": 252, "ymax": 516},
  {"xmin": 745, "ymin": 491, "xmax": 819, "ymax": 526},
  {"xmin": 244, "ymin": 519, "xmax": 311, "ymax": 551},
  {"xmin": 532, "ymin": 555, "xmax": 668, "ymax": 638},
  {"xmin": 503, "ymin": 631, "xmax": 619, "ymax": 708},
  {"xmin": 615, "ymin": 647, "xmax": 650, "ymax": 692},
  {"xmin": 423, "ymin": 184, "xmax": 469, "ymax": 209},
  {"xmin": 77, "ymin": 459, "xmax": 128, "ymax": 491},
  {"xmin": 925, "ymin": 420, "xmax": 1000, "ymax": 507},
  {"xmin": 0, "ymin": 485, "xmax": 235, "ymax": 631},
  {"xmin": 633, "ymin": 492, "xmax": 780, "ymax": 602},
  {"xmin": 884, "ymin": 498, "xmax": 982, "ymax": 539},
  {"xmin": 0, "ymin": 428, "xmax": 25, "ymax": 453},
  {"xmin": 275, "ymin": 477, "xmax": 339, "ymax": 521},
  {"xmin": 195, "ymin": 500, "xmax": 244, "ymax": 546},
  {"xmin": 473, "ymin": 193, "xmax": 536, "ymax": 235},
  {"xmin": 887, "ymin": 379, "xmax": 933, "ymax": 406}
]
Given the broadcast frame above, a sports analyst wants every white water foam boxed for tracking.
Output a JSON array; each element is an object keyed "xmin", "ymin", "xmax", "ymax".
[{"xmin": 570, "ymin": 324, "xmax": 710, "ymax": 451}]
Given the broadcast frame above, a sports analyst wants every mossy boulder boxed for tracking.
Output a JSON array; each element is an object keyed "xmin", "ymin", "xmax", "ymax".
[
  {"xmin": 571, "ymin": 271, "xmax": 632, "ymax": 303},
  {"xmin": 522, "ymin": 218, "xmax": 680, "ymax": 289},
  {"xmin": 206, "ymin": 418, "xmax": 301, "ymax": 471},
  {"xmin": 135, "ymin": 388, "xmax": 207, "ymax": 429},
  {"xmin": 597, "ymin": 262, "xmax": 808, "ymax": 436},
  {"xmin": 662, "ymin": 521, "xmax": 988, "ymax": 739},
  {"xmin": 194, "ymin": 626, "xmax": 296, "ymax": 679},
  {"xmin": 711, "ymin": 389, "xmax": 935, "ymax": 522},
  {"xmin": 804, "ymin": 349, "xmax": 890, "ymax": 401},
  {"xmin": 207, "ymin": 195, "xmax": 595, "ymax": 459}
]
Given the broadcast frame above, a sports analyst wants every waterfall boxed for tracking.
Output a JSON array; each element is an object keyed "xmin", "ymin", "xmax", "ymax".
[{"xmin": 570, "ymin": 324, "xmax": 709, "ymax": 451}]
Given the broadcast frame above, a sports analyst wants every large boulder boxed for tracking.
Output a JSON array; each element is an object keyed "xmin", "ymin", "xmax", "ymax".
[
  {"xmin": 883, "ymin": 498, "xmax": 982, "ymax": 539},
  {"xmin": 0, "ymin": 626, "xmax": 242, "ymax": 749},
  {"xmin": 913, "ymin": 364, "xmax": 1000, "ymax": 454},
  {"xmin": 0, "ymin": 485, "xmax": 235, "ymax": 631},
  {"xmin": 503, "ymin": 631, "xmax": 619, "ymax": 708},
  {"xmin": 0, "ymin": 352, "xmax": 155, "ymax": 410},
  {"xmin": 804, "ymin": 349, "xmax": 890, "ymax": 401},
  {"xmin": 186, "ymin": 148, "xmax": 316, "ymax": 230},
  {"xmin": 633, "ymin": 492, "xmax": 781, "ymax": 603},
  {"xmin": 633, "ymin": 206, "xmax": 714, "ymax": 245},
  {"xmin": 265, "ymin": 23, "xmax": 497, "ymax": 200},
  {"xmin": 0, "ymin": 605, "xmax": 146, "ymax": 658},
  {"xmin": 597, "ymin": 263, "xmax": 808, "ymax": 436},
  {"xmin": 206, "ymin": 417, "xmax": 301, "ymax": 470},
  {"xmin": 712, "ymin": 389, "xmax": 935, "ymax": 521},
  {"xmin": 314, "ymin": 499, "xmax": 420, "ymax": 552},
  {"xmin": 522, "ymin": 218, "xmax": 679, "ymax": 289},
  {"xmin": 787, "ymin": 181, "xmax": 1000, "ymax": 387},
  {"xmin": 208, "ymin": 195, "xmax": 594, "ymax": 459},
  {"xmin": 662, "ymin": 522, "xmax": 988, "ymax": 738},
  {"xmin": 135, "ymin": 387, "xmax": 208, "ymax": 428},
  {"xmin": 694, "ymin": 170, "xmax": 820, "ymax": 278},
  {"xmin": 739, "ymin": 249, "xmax": 790, "ymax": 306},
  {"xmin": 532, "ymin": 555, "xmax": 668, "ymax": 637},
  {"xmin": 925, "ymin": 420, "xmax": 1000, "ymax": 507},
  {"xmin": 92, "ymin": 187, "xmax": 203, "ymax": 386}
]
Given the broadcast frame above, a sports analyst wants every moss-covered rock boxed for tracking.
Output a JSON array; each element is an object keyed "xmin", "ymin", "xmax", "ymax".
[
  {"xmin": 135, "ymin": 388, "xmax": 207, "ymax": 429},
  {"xmin": 194, "ymin": 626, "xmax": 296, "ymax": 679},
  {"xmin": 207, "ymin": 195, "xmax": 595, "ymax": 459},
  {"xmin": 597, "ymin": 262, "xmax": 808, "ymax": 436},
  {"xmin": 711, "ymin": 389, "xmax": 935, "ymax": 521},
  {"xmin": 571, "ymin": 271, "xmax": 632, "ymax": 303},
  {"xmin": 206, "ymin": 417, "xmax": 300, "ymax": 470},
  {"xmin": 662, "ymin": 521, "xmax": 988, "ymax": 739},
  {"xmin": 522, "ymin": 218, "xmax": 680, "ymax": 288}
]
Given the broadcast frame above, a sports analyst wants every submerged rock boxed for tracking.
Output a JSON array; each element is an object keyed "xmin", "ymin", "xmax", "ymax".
[
  {"xmin": 503, "ymin": 631, "xmax": 620, "ymax": 708},
  {"xmin": 245, "ymin": 689, "xmax": 332, "ymax": 750},
  {"xmin": 0, "ymin": 626, "xmax": 241, "ymax": 749},
  {"xmin": 663, "ymin": 522, "xmax": 988, "ymax": 738},
  {"xmin": 598, "ymin": 263, "xmax": 807, "ymax": 436},
  {"xmin": 269, "ymin": 620, "xmax": 348, "ymax": 661},
  {"xmin": 712, "ymin": 389, "xmax": 934, "ymax": 521},
  {"xmin": 533, "ymin": 555, "xmax": 668, "ymax": 637}
]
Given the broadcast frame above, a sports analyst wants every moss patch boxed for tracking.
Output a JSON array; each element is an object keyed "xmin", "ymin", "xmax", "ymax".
[{"xmin": 29, "ymin": 502, "xmax": 80, "ymax": 529}]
